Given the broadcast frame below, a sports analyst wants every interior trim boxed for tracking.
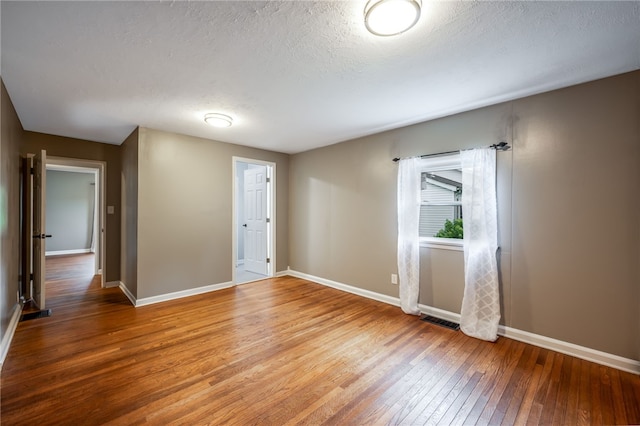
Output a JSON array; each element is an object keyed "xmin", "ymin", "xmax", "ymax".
[{"xmin": 119, "ymin": 280, "xmax": 234, "ymax": 307}]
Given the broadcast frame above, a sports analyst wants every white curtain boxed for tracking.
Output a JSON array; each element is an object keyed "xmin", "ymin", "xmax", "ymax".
[
  {"xmin": 397, "ymin": 158, "xmax": 421, "ymax": 315},
  {"xmin": 460, "ymin": 148, "xmax": 500, "ymax": 341}
]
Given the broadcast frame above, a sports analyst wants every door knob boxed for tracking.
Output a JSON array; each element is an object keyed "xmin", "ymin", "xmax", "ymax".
[
  {"xmin": 242, "ymin": 224, "xmax": 247, "ymax": 227},
  {"xmin": 32, "ymin": 234, "xmax": 52, "ymax": 239}
]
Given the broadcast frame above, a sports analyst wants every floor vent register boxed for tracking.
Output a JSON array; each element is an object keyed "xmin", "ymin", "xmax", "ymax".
[{"xmin": 420, "ymin": 315, "xmax": 460, "ymax": 331}]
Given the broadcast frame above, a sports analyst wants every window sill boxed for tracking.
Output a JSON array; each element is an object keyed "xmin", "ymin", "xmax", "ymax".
[{"xmin": 420, "ymin": 237, "xmax": 464, "ymax": 252}]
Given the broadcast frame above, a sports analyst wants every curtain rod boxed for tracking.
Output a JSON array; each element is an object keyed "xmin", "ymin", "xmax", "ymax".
[{"xmin": 392, "ymin": 142, "xmax": 510, "ymax": 162}]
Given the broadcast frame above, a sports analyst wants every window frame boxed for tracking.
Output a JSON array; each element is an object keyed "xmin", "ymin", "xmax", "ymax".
[{"xmin": 418, "ymin": 153, "xmax": 464, "ymax": 251}]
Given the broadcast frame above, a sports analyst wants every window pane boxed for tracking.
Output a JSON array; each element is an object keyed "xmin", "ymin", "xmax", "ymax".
[{"xmin": 419, "ymin": 205, "xmax": 463, "ymax": 238}]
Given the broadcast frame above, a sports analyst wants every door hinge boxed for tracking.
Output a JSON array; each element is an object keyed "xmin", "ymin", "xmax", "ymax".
[
  {"xmin": 266, "ymin": 177, "xmax": 271, "ymax": 183},
  {"xmin": 266, "ymin": 218, "xmax": 270, "ymax": 223},
  {"xmin": 29, "ymin": 273, "xmax": 34, "ymax": 282},
  {"xmin": 30, "ymin": 167, "xmax": 34, "ymax": 175},
  {"xmin": 266, "ymin": 258, "xmax": 270, "ymax": 264}
]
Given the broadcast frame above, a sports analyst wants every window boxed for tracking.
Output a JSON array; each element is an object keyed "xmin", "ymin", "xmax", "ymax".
[{"xmin": 419, "ymin": 154, "xmax": 463, "ymax": 249}]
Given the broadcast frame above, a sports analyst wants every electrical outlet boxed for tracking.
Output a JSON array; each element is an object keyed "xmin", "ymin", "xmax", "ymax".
[{"xmin": 391, "ymin": 274, "xmax": 398, "ymax": 285}]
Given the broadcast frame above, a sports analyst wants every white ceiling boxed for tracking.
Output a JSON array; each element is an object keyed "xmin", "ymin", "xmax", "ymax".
[{"xmin": 1, "ymin": 1, "xmax": 639, "ymax": 154}]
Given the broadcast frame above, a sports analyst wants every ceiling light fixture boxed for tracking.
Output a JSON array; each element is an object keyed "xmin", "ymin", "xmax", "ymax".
[
  {"xmin": 364, "ymin": 0, "xmax": 422, "ymax": 36},
  {"xmin": 204, "ymin": 113, "xmax": 233, "ymax": 128}
]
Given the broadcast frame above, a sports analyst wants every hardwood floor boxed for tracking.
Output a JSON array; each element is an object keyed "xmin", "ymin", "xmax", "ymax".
[
  {"xmin": 45, "ymin": 253, "xmax": 95, "ymax": 281},
  {"xmin": 2, "ymin": 256, "xmax": 639, "ymax": 425}
]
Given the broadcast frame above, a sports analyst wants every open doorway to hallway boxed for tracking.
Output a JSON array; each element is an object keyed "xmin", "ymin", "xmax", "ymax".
[
  {"xmin": 232, "ymin": 157, "xmax": 276, "ymax": 285},
  {"xmin": 20, "ymin": 152, "xmax": 106, "ymax": 313},
  {"xmin": 45, "ymin": 160, "xmax": 104, "ymax": 279}
]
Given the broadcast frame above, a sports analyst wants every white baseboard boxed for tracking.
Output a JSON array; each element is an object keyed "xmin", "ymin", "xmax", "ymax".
[
  {"xmin": 286, "ymin": 269, "xmax": 401, "ymax": 307},
  {"xmin": 0, "ymin": 303, "xmax": 23, "ymax": 370},
  {"xmin": 131, "ymin": 281, "xmax": 234, "ymax": 307},
  {"xmin": 285, "ymin": 269, "xmax": 640, "ymax": 375},
  {"xmin": 104, "ymin": 281, "xmax": 121, "ymax": 288},
  {"xmin": 275, "ymin": 270, "xmax": 289, "ymax": 277},
  {"xmin": 118, "ymin": 282, "xmax": 136, "ymax": 306},
  {"xmin": 45, "ymin": 248, "xmax": 91, "ymax": 256},
  {"xmin": 497, "ymin": 325, "xmax": 640, "ymax": 375}
]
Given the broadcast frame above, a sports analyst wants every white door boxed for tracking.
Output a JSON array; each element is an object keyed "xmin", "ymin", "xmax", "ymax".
[
  {"xmin": 243, "ymin": 166, "xmax": 268, "ymax": 275},
  {"xmin": 32, "ymin": 150, "xmax": 48, "ymax": 309}
]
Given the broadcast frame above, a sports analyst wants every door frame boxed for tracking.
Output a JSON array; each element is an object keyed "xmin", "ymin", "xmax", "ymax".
[
  {"xmin": 46, "ymin": 156, "xmax": 106, "ymax": 287},
  {"xmin": 232, "ymin": 157, "xmax": 276, "ymax": 284}
]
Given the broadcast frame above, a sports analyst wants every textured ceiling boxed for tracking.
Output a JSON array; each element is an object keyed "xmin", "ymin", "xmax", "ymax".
[{"xmin": 1, "ymin": 1, "xmax": 639, "ymax": 154}]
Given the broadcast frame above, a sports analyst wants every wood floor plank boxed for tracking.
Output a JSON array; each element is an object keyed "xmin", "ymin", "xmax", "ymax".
[
  {"xmin": 551, "ymin": 351, "xmax": 573, "ymax": 424},
  {"xmin": 576, "ymin": 359, "xmax": 593, "ymax": 426},
  {"xmin": 436, "ymin": 370, "xmax": 484, "ymax": 426},
  {"xmin": 2, "ymin": 255, "xmax": 640, "ymax": 425},
  {"xmin": 610, "ymin": 368, "xmax": 629, "ymax": 425},
  {"xmin": 471, "ymin": 341, "xmax": 527, "ymax": 425},
  {"xmin": 498, "ymin": 345, "xmax": 541, "ymax": 425},
  {"xmin": 599, "ymin": 365, "xmax": 617, "ymax": 426},
  {"xmin": 415, "ymin": 339, "xmax": 489, "ymax": 424},
  {"xmin": 621, "ymin": 362, "xmax": 640, "ymax": 423},
  {"xmin": 448, "ymin": 338, "xmax": 517, "ymax": 424},
  {"xmin": 394, "ymin": 337, "xmax": 484, "ymax": 424},
  {"xmin": 564, "ymin": 357, "xmax": 582, "ymax": 425},
  {"xmin": 511, "ymin": 362, "xmax": 543, "ymax": 426}
]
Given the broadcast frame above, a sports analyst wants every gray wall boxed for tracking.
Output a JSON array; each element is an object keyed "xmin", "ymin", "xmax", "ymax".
[
  {"xmin": 130, "ymin": 128, "xmax": 289, "ymax": 299},
  {"xmin": 289, "ymin": 71, "xmax": 640, "ymax": 361},
  {"xmin": 45, "ymin": 170, "xmax": 95, "ymax": 252},
  {"xmin": 289, "ymin": 101, "xmax": 511, "ymax": 298},
  {"xmin": 0, "ymin": 79, "xmax": 23, "ymax": 345},
  {"xmin": 121, "ymin": 128, "xmax": 139, "ymax": 297},
  {"xmin": 509, "ymin": 72, "xmax": 639, "ymax": 360}
]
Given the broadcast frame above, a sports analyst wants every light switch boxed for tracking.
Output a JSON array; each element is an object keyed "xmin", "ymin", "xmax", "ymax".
[{"xmin": 107, "ymin": 206, "xmax": 115, "ymax": 215}]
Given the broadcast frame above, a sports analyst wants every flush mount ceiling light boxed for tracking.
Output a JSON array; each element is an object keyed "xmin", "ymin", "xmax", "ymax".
[
  {"xmin": 364, "ymin": 0, "xmax": 422, "ymax": 36},
  {"xmin": 204, "ymin": 113, "xmax": 233, "ymax": 128}
]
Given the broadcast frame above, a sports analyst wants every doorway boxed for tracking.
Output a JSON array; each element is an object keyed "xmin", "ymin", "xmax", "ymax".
[
  {"xmin": 232, "ymin": 157, "xmax": 276, "ymax": 284},
  {"xmin": 22, "ymin": 153, "xmax": 106, "ymax": 311},
  {"xmin": 46, "ymin": 157, "xmax": 105, "ymax": 284}
]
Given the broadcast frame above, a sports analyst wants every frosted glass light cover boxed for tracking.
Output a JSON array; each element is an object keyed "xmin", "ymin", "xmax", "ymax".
[
  {"xmin": 365, "ymin": 0, "xmax": 421, "ymax": 36},
  {"xmin": 204, "ymin": 113, "xmax": 233, "ymax": 128}
]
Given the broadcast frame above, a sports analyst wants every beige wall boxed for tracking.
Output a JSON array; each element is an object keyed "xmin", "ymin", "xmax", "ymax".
[
  {"xmin": 22, "ymin": 132, "xmax": 122, "ymax": 282},
  {"xmin": 289, "ymin": 71, "xmax": 640, "ymax": 360},
  {"xmin": 120, "ymin": 128, "xmax": 138, "ymax": 297},
  {"xmin": 132, "ymin": 128, "xmax": 289, "ymax": 299},
  {"xmin": 509, "ymin": 71, "xmax": 640, "ymax": 360},
  {"xmin": 0, "ymin": 79, "xmax": 23, "ymax": 341}
]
